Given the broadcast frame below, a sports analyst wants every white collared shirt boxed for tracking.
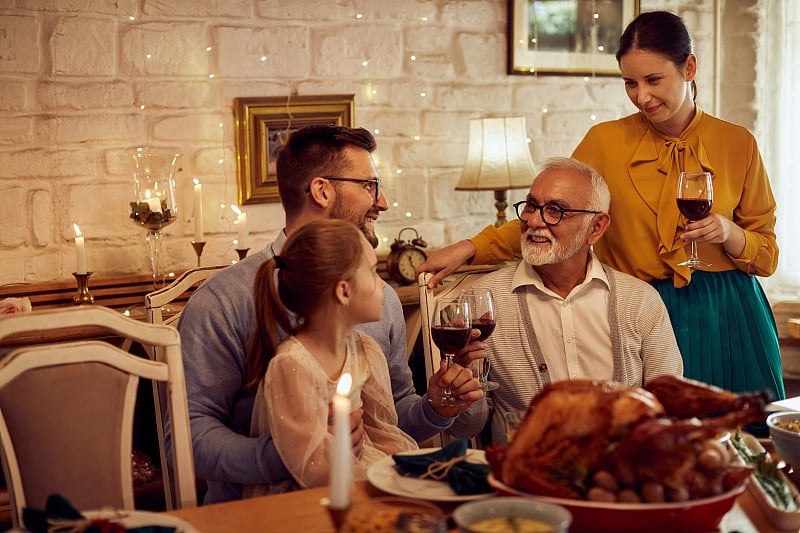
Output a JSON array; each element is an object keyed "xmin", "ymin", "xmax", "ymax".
[{"xmin": 511, "ymin": 250, "xmax": 613, "ymax": 382}]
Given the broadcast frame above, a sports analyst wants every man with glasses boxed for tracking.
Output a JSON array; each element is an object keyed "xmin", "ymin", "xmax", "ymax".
[
  {"xmin": 177, "ymin": 125, "xmax": 484, "ymax": 504},
  {"xmin": 447, "ymin": 157, "xmax": 683, "ymax": 444}
]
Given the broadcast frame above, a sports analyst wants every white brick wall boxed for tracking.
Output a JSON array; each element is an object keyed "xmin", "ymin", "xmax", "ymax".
[{"xmin": 0, "ymin": 0, "xmax": 755, "ymax": 284}]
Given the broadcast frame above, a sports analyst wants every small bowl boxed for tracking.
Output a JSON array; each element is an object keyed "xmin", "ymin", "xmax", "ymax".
[
  {"xmin": 453, "ymin": 497, "xmax": 572, "ymax": 533},
  {"xmin": 767, "ymin": 411, "xmax": 800, "ymax": 471}
]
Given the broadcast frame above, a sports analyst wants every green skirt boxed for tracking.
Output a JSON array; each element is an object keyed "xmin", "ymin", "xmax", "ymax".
[{"xmin": 651, "ymin": 270, "xmax": 785, "ymax": 400}]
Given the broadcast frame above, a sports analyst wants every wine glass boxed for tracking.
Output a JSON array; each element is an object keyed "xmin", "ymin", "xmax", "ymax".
[
  {"xmin": 461, "ymin": 288, "xmax": 498, "ymax": 392},
  {"xmin": 430, "ymin": 297, "xmax": 471, "ymax": 407},
  {"xmin": 676, "ymin": 171, "xmax": 713, "ymax": 268}
]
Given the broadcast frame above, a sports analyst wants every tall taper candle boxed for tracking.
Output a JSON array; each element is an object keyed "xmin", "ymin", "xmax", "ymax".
[
  {"xmin": 193, "ymin": 178, "xmax": 204, "ymax": 242},
  {"xmin": 231, "ymin": 205, "xmax": 248, "ymax": 249},
  {"xmin": 73, "ymin": 223, "xmax": 87, "ymax": 275},
  {"xmin": 329, "ymin": 373, "xmax": 353, "ymax": 510}
]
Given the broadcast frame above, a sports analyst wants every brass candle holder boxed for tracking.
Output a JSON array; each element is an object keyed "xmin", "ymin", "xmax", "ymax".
[
  {"xmin": 191, "ymin": 241, "xmax": 206, "ymax": 267},
  {"xmin": 72, "ymin": 272, "xmax": 94, "ymax": 305},
  {"xmin": 320, "ymin": 497, "xmax": 349, "ymax": 532},
  {"xmin": 236, "ymin": 248, "xmax": 250, "ymax": 261}
]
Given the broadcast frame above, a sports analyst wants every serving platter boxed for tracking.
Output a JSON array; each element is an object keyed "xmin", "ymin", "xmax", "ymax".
[
  {"xmin": 366, "ymin": 447, "xmax": 494, "ymax": 502},
  {"xmin": 487, "ymin": 474, "xmax": 745, "ymax": 533},
  {"xmin": 734, "ymin": 432, "xmax": 800, "ymax": 530}
]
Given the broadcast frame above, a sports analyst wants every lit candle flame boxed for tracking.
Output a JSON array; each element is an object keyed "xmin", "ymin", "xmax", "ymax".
[
  {"xmin": 337, "ymin": 373, "xmax": 352, "ymax": 396},
  {"xmin": 72, "ymin": 223, "xmax": 82, "ymax": 237}
]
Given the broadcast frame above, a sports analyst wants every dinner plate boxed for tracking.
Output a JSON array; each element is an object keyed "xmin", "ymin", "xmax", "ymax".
[
  {"xmin": 366, "ymin": 447, "xmax": 494, "ymax": 502},
  {"xmin": 83, "ymin": 509, "xmax": 200, "ymax": 532},
  {"xmin": 488, "ymin": 474, "xmax": 745, "ymax": 533}
]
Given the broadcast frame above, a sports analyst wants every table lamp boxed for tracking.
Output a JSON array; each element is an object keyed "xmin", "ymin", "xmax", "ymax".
[{"xmin": 455, "ymin": 117, "xmax": 537, "ymax": 227}]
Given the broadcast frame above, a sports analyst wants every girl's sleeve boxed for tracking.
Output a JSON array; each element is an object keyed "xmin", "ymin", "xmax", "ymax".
[
  {"xmin": 357, "ymin": 334, "xmax": 419, "ymax": 456},
  {"xmin": 265, "ymin": 353, "xmax": 339, "ymax": 489}
]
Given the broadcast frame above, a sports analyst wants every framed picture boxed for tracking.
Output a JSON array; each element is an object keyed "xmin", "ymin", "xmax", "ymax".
[
  {"xmin": 233, "ymin": 94, "xmax": 356, "ymax": 204},
  {"xmin": 508, "ymin": 0, "xmax": 640, "ymax": 76}
]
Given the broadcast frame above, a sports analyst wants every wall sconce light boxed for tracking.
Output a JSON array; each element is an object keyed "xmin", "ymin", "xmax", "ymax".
[{"xmin": 455, "ymin": 117, "xmax": 537, "ymax": 227}]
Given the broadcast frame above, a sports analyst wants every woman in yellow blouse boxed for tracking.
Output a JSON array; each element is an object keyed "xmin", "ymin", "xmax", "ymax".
[{"xmin": 419, "ymin": 11, "xmax": 784, "ymax": 400}]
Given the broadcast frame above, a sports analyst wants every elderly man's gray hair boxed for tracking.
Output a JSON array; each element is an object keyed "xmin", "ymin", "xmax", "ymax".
[{"xmin": 537, "ymin": 157, "xmax": 610, "ymax": 212}]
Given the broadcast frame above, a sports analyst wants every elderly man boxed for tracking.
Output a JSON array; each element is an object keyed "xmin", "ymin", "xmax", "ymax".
[
  {"xmin": 177, "ymin": 125, "xmax": 483, "ymax": 504},
  {"xmin": 449, "ymin": 157, "xmax": 683, "ymax": 444}
]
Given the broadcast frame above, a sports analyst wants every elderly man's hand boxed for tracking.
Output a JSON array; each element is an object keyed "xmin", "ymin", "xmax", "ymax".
[
  {"xmin": 452, "ymin": 328, "xmax": 485, "ymax": 368},
  {"xmin": 426, "ymin": 360, "xmax": 484, "ymax": 417},
  {"xmin": 415, "ymin": 240, "xmax": 477, "ymax": 288}
]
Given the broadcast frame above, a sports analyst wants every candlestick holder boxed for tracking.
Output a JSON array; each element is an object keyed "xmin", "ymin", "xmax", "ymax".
[
  {"xmin": 320, "ymin": 498, "xmax": 348, "ymax": 532},
  {"xmin": 236, "ymin": 248, "xmax": 250, "ymax": 261},
  {"xmin": 191, "ymin": 241, "xmax": 206, "ymax": 267},
  {"xmin": 72, "ymin": 272, "xmax": 94, "ymax": 305}
]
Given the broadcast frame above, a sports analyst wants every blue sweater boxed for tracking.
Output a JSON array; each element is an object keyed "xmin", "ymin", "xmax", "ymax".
[{"xmin": 176, "ymin": 231, "xmax": 453, "ymax": 503}]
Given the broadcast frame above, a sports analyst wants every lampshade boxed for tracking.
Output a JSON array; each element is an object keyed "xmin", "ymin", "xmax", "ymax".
[
  {"xmin": 456, "ymin": 117, "xmax": 536, "ymax": 226},
  {"xmin": 455, "ymin": 117, "xmax": 536, "ymax": 191}
]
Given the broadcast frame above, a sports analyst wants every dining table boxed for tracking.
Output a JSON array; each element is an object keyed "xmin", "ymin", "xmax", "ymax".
[{"xmin": 164, "ymin": 478, "xmax": 793, "ymax": 533}]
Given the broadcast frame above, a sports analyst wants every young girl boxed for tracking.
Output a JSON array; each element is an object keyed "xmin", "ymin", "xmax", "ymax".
[{"xmin": 244, "ymin": 219, "xmax": 418, "ymax": 496}]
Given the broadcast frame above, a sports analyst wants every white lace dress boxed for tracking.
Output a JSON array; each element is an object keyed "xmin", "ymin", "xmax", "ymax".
[{"xmin": 244, "ymin": 331, "xmax": 418, "ymax": 497}]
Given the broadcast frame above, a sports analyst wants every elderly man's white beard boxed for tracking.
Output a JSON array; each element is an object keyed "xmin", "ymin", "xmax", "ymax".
[{"xmin": 521, "ymin": 226, "xmax": 589, "ymax": 266}]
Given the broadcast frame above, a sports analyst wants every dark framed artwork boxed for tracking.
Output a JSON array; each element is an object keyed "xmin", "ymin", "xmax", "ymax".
[
  {"xmin": 233, "ymin": 94, "xmax": 356, "ymax": 204},
  {"xmin": 508, "ymin": 0, "xmax": 640, "ymax": 76}
]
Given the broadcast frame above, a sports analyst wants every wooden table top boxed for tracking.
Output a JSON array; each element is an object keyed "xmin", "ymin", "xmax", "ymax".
[{"xmin": 164, "ymin": 479, "xmax": 791, "ymax": 533}]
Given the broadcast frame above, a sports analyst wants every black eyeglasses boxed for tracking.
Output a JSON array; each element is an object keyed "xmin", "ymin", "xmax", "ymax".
[
  {"xmin": 321, "ymin": 176, "xmax": 381, "ymax": 202},
  {"xmin": 513, "ymin": 200, "xmax": 600, "ymax": 226}
]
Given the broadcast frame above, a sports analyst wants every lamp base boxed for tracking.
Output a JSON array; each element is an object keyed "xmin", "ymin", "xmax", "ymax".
[{"xmin": 494, "ymin": 189, "xmax": 510, "ymax": 228}]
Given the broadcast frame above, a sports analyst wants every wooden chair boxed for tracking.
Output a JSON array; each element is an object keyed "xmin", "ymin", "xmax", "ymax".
[
  {"xmin": 0, "ymin": 306, "xmax": 196, "ymax": 528},
  {"xmin": 417, "ymin": 270, "xmax": 493, "ymax": 448},
  {"xmin": 144, "ymin": 265, "xmax": 227, "ymax": 327}
]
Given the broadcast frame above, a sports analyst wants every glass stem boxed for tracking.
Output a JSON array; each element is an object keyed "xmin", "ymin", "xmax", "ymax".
[{"xmin": 690, "ymin": 238, "xmax": 698, "ymax": 261}]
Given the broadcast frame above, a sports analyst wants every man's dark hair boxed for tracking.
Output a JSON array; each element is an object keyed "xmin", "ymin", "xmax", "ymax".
[{"xmin": 275, "ymin": 125, "xmax": 376, "ymax": 220}]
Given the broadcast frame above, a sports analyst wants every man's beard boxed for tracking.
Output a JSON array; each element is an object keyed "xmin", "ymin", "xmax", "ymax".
[
  {"xmin": 521, "ymin": 224, "xmax": 590, "ymax": 266},
  {"xmin": 329, "ymin": 195, "xmax": 378, "ymax": 248}
]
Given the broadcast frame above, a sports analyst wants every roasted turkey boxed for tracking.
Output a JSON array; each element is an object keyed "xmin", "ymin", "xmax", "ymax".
[{"xmin": 486, "ymin": 375, "xmax": 770, "ymax": 503}]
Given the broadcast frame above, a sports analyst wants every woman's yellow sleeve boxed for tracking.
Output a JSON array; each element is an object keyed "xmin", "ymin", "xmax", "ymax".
[{"xmin": 468, "ymin": 221, "xmax": 522, "ymax": 265}]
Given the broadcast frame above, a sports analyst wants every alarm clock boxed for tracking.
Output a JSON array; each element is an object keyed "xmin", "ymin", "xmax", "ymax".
[{"xmin": 386, "ymin": 228, "xmax": 428, "ymax": 285}]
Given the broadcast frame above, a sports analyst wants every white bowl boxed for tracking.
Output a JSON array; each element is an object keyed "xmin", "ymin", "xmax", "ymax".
[
  {"xmin": 767, "ymin": 410, "xmax": 800, "ymax": 471},
  {"xmin": 453, "ymin": 497, "xmax": 572, "ymax": 533}
]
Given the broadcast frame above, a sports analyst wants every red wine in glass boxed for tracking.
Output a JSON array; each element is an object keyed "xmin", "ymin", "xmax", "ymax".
[
  {"xmin": 430, "ymin": 298, "xmax": 470, "ymax": 407},
  {"xmin": 677, "ymin": 198, "xmax": 712, "ymax": 220},
  {"xmin": 676, "ymin": 171, "xmax": 713, "ymax": 268},
  {"xmin": 461, "ymin": 288, "xmax": 498, "ymax": 392},
  {"xmin": 431, "ymin": 325, "xmax": 471, "ymax": 354},
  {"xmin": 471, "ymin": 317, "xmax": 496, "ymax": 342}
]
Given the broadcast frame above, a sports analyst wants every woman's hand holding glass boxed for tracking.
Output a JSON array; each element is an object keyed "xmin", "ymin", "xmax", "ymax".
[{"xmin": 430, "ymin": 298, "xmax": 471, "ymax": 407}]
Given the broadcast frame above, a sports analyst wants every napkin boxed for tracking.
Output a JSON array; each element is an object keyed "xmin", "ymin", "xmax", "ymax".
[
  {"xmin": 392, "ymin": 439, "xmax": 493, "ymax": 495},
  {"xmin": 22, "ymin": 494, "xmax": 177, "ymax": 533}
]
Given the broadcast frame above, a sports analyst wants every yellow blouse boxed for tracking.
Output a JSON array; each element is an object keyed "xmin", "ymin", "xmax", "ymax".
[{"xmin": 470, "ymin": 109, "xmax": 778, "ymax": 288}]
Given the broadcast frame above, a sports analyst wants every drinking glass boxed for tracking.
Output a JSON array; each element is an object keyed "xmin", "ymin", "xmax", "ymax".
[
  {"xmin": 430, "ymin": 298, "xmax": 471, "ymax": 407},
  {"xmin": 676, "ymin": 171, "xmax": 713, "ymax": 268},
  {"xmin": 461, "ymin": 288, "xmax": 498, "ymax": 392}
]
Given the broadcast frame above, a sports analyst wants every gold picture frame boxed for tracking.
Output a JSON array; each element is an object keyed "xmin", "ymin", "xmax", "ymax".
[
  {"xmin": 234, "ymin": 94, "xmax": 356, "ymax": 204},
  {"xmin": 508, "ymin": 0, "xmax": 639, "ymax": 76}
]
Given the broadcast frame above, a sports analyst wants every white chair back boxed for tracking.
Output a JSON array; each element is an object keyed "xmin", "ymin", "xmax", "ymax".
[{"xmin": 0, "ymin": 306, "xmax": 196, "ymax": 527}]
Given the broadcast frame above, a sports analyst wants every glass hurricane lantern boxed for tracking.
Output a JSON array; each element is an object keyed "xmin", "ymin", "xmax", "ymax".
[{"xmin": 119, "ymin": 149, "xmax": 181, "ymax": 292}]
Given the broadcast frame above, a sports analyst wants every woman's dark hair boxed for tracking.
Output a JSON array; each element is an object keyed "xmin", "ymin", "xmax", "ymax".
[
  {"xmin": 617, "ymin": 11, "xmax": 697, "ymax": 101},
  {"xmin": 245, "ymin": 219, "xmax": 365, "ymax": 388}
]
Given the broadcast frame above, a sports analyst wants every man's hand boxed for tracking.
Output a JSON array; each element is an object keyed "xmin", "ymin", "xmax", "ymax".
[
  {"xmin": 328, "ymin": 406, "xmax": 365, "ymax": 458},
  {"xmin": 426, "ymin": 359, "xmax": 483, "ymax": 417},
  {"xmin": 415, "ymin": 240, "xmax": 477, "ymax": 288},
  {"xmin": 452, "ymin": 328, "xmax": 485, "ymax": 368}
]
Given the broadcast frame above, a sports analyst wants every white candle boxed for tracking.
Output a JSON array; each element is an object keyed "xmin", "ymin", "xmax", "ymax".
[
  {"xmin": 231, "ymin": 205, "xmax": 249, "ymax": 249},
  {"xmin": 145, "ymin": 190, "xmax": 162, "ymax": 213},
  {"xmin": 73, "ymin": 223, "xmax": 87, "ymax": 274},
  {"xmin": 329, "ymin": 373, "xmax": 353, "ymax": 510},
  {"xmin": 193, "ymin": 179, "xmax": 204, "ymax": 242}
]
